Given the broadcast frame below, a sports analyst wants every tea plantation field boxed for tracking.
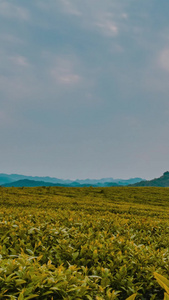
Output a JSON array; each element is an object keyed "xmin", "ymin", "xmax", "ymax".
[{"xmin": 0, "ymin": 186, "xmax": 169, "ymax": 299}]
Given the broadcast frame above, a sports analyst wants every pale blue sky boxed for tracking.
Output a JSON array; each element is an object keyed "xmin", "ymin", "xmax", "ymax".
[{"xmin": 1, "ymin": 0, "xmax": 169, "ymax": 180}]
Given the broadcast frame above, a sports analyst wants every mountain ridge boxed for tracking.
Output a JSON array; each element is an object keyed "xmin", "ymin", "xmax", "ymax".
[
  {"xmin": 0, "ymin": 173, "xmax": 143, "ymax": 187},
  {"xmin": 2, "ymin": 179, "xmax": 120, "ymax": 188},
  {"xmin": 131, "ymin": 171, "xmax": 169, "ymax": 187}
]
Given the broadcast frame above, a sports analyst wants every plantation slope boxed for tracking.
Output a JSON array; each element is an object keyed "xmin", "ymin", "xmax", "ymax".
[{"xmin": 0, "ymin": 186, "xmax": 169, "ymax": 299}]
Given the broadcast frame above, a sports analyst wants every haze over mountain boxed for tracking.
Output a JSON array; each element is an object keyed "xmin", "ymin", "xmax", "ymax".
[
  {"xmin": 3, "ymin": 172, "xmax": 169, "ymax": 187},
  {"xmin": 2, "ymin": 179, "xmax": 120, "ymax": 188},
  {"xmin": 0, "ymin": 173, "xmax": 143, "ymax": 187},
  {"xmin": 2, "ymin": 179, "xmax": 58, "ymax": 188},
  {"xmin": 131, "ymin": 171, "xmax": 169, "ymax": 187},
  {"xmin": 0, "ymin": 174, "xmax": 72, "ymax": 185}
]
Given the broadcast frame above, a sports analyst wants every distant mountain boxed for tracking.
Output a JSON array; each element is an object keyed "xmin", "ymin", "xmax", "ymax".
[
  {"xmin": 131, "ymin": 171, "xmax": 169, "ymax": 187},
  {"xmin": 74, "ymin": 177, "xmax": 143, "ymax": 186},
  {"xmin": 2, "ymin": 179, "xmax": 59, "ymax": 187},
  {"xmin": 2, "ymin": 179, "xmax": 120, "ymax": 188},
  {"xmin": 0, "ymin": 175, "xmax": 13, "ymax": 185},
  {"xmin": 0, "ymin": 173, "xmax": 144, "ymax": 187},
  {"xmin": 0, "ymin": 173, "xmax": 72, "ymax": 185},
  {"xmin": 112, "ymin": 178, "xmax": 144, "ymax": 186}
]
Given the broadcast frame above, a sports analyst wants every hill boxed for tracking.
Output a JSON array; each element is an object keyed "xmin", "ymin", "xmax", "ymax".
[{"xmin": 131, "ymin": 171, "xmax": 169, "ymax": 187}]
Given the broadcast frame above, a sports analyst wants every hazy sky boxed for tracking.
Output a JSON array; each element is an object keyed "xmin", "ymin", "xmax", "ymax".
[{"xmin": 1, "ymin": 0, "xmax": 169, "ymax": 180}]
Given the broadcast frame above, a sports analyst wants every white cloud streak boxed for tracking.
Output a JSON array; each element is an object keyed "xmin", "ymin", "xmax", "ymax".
[
  {"xmin": 0, "ymin": 1, "xmax": 30, "ymax": 20},
  {"xmin": 9, "ymin": 55, "xmax": 30, "ymax": 67},
  {"xmin": 43, "ymin": 53, "xmax": 82, "ymax": 86},
  {"xmin": 95, "ymin": 20, "xmax": 118, "ymax": 37},
  {"xmin": 60, "ymin": 0, "xmax": 81, "ymax": 16}
]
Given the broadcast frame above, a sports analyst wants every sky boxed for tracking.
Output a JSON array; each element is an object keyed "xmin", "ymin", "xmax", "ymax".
[{"xmin": 1, "ymin": 0, "xmax": 169, "ymax": 180}]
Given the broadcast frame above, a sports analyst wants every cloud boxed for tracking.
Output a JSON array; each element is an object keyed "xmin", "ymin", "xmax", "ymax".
[
  {"xmin": 140, "ymin": 47, "xmax": 169, "ymax": 95},
  {"xmin": 0, "ymin": 1, "xmax": 30, "ymax": 21},
  {"xmin": 51, "ymin": 70, "xmax": 80, "ymax": 84},
  {"xmin": 0, "ymin": 51, "xmax": 31, "ymax": 86},
  {"xmin": 121, "ymin": 13, "xmax": 128, "ymax": 20},
  {"xmin": 49, "ymin": 56, "xmax": 82, "ymax": 85},
  {"xmin": 0, "ymin": 51, "xmax": 37, "ymax": 102},
  {"xmin": 0, "ymin": 33, "xmax": 24, "ymax": 45},
  {"xmin": 95, "ymin": 20, "xmax": 118, "ymax": 37},
  {"xmin": 9, "ymin": 55, "xmax": 30, "ymax": 67},
  {"xmin": 36, "ymin": 0, "xmax": 124, "ymax": 38},
  {"xmin": 60, "ymin": 0, "xmax": 81, "ymax": 16},
  {"xmin": 36, "ymin": 0, "xmax": 81, "ymax": 17}
]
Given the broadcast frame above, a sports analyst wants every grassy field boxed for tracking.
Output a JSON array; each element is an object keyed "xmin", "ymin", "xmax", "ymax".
[{"xmin": 0, "ymin": 186, "xmax": 169, "ymax": 299}]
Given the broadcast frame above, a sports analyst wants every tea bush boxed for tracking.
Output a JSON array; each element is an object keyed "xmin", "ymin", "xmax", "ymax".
[{"xmin": 0, "ymin": 187, "xmax": 169, "ymax": 299}]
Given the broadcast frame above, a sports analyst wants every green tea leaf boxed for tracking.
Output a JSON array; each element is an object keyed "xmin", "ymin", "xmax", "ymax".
[
  {"xmin": 164, "ymin": 293, "xmax": 169, "ymax": 300},
  {"xmin": 24, "ymin": 295, "xmax": 39, "ymax": 300},
  {"xmin": 154, "ymin": 272, "xmax": 169, "ymax": 295},
  {"xmin": 15, "ymin": 279, "xmax": 27, "ymax": 286},
  {"xmin": 125, "ymin": 293, "xmax": 137, "ymax": 300}
]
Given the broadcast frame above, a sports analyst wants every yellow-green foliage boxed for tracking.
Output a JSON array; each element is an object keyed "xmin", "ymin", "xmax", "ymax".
[
  {"xmin": 0, "ymin": 186, "xmax": 169, "ymax": 299},
  {"xmin": 154, "ymin": 272, "xmax": 169, "ymax": 300}
]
